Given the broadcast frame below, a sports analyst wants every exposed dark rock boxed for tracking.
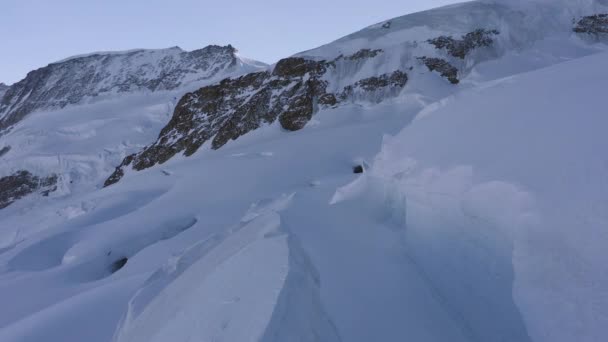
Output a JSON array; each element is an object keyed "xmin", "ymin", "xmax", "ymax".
[
  {"xmin": 273, "ymin": 57, "xmax": 327, "ymax": 78},
  {"xmin": 331, "ymin": 49, "xmax": 384, "ymax": 64},
  {"xmin": 345, "ymin": 49, "xmax": 383, "ymax": 61},
  {"xmin": 0, "ymin": 146, "xmax": 10, "ymax": 157},
  {"xmin": 350, "ymin": 71, "xmax": 408, "ymax": 92},
  {"xmin": 418, "ymin": 57, "xmax": 460, "ymax": 84},
  {"xmin": 0, "ymin": 170, "xmax": 58, "ymax": 209},
  {"xmin": 353, "ymin": 165, "xmax": 364, "ymax": 174},
  {"xmin": 105, "ymin": 51, "xmax": 408, "ymax": 186},
  {"xmin": 104, "ymin": 154, "xmax": 135, "ymax": 187},
  {"xmin": 110, "ymin": 257, "xmax": 128, "ymax": 273},
  {"xmin": 574, "ymin": 14, "xmax": 608, "ymax": 35},
  {"xmin": 382, "ymin": 21, "xmax": 392, "ymax": 29},
  {"xmin": 318, "ymin": 93, "xmax": 338, "ymax": 107},
  {"xmin": 0, "ymin": 45, "xmax": 246, "ymax": 131},
  {"xmin": 339, "ymin": 70, "xmax": 408, "ymax": 101},
  {"xmin": 428, "ymin": 29, "xmax": 499, "ymax": 59}
]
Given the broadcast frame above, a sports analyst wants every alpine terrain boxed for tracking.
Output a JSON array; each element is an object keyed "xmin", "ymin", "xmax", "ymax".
[{"xmin": 0, "ymin": 1, "xmax": 607, "ymax": 341}]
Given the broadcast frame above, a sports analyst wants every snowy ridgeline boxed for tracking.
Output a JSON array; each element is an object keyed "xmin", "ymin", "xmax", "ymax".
[
  {"xmin": 0, "ymin": 1, "xmax": 607, "ymax": 342},
  {"xmin": 0, "ymin": 45, "xmax": 266, "ymax": 130}
]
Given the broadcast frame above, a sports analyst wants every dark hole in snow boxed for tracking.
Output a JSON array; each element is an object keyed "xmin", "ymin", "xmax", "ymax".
[
  {"xmin": 353, "ymin": 165, "xmax": 364, "ymax": 174},
  {"xmin": 110, "ymin": 257, "xmax": 128, "ymax": 273}
]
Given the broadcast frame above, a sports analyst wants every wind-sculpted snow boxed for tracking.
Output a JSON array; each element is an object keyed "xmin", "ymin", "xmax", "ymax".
[
  {"xmin": 0, "ymin": 45, "xmax": 265, "ymax": 130},
  {"xmin": 114, "ymin": 194, "xmax": 340, "ymax": 342},
  {"xmin": 356, "ymin": 51, "xmax": 608, "ymax": 341}
]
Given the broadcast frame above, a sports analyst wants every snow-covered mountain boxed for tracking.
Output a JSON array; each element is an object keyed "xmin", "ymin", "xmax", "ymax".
[
  {"xmin": 1, "ymin": 1, "xmax": 608, "ymax": 342},
  {"xmin": 0, "ymin": 45, "xmax": 266, "ymax": 207},
  {"xmin": 0, "ymin": 45, "xmax": 266, "ymax": 130}
]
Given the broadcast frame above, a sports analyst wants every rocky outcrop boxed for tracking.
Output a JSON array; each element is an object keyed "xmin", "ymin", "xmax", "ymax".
[
  {"xmin": 574, "ymin": 14, "xmax": 608, "ymax": 35},
  {"xmin": 105, "ymin": 50, "xmax": 408, "ymax": 186},
  {"xmin": 428, "ymin": 29, "xmax": 499, "ymax": 59},
  {"xmin": 337, "ymin": 49, "xmax": 383, "ymax": 61},
  {"xmin": 343, "ymin": 71, "xmax": 407, "ymax": 93},
  {"xmin": 0, "ymin": 170, "xmax": 58, "ymax": 209},
  {"xmin": 417, "ymin": 57, "xmax": 459, "ymax": 84},
  {"xmin": 0, "ymin": 45, "xmax": 264, "ymax": 131}
]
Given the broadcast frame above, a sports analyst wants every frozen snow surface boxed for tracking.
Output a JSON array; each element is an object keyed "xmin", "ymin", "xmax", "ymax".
[{"xmin": 1, "ymin": 1, "xmax": 608, "ymax": 341}]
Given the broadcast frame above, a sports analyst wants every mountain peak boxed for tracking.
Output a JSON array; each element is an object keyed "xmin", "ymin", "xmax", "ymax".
[{"xmin": 0, "ymin": 44, "xmax": 266, "ymax": 131}]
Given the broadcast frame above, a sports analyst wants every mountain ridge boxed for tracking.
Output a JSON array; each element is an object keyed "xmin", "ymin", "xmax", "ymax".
[{"xmin": 0, "ymin": 44, "xmax": 266, "ymax": 131}]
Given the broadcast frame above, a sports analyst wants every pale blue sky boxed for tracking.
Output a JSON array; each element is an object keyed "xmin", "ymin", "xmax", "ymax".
[{"xmin": 1, "ymin": 0, "xmax": 460, "ymax": 84}]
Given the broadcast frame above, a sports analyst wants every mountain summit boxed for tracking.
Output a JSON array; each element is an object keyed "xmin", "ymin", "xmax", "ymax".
[{"xmin": 0, "ymin": 45, "xmax": 266, "ymax": 130}]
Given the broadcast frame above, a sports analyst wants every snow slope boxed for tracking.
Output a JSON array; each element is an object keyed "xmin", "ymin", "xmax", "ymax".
[
  {"xmin": 350, "ymin": 51, "xmax": 608, "ymax": 341},
  {"xmin": 0, "ymin": 1, "xmax": 607, "ymax": 342}
]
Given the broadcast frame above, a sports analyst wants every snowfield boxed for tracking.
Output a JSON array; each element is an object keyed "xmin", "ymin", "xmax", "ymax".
[{"xmin": 1, "ymin": 1, "xmax": 608, "ymax": 341}]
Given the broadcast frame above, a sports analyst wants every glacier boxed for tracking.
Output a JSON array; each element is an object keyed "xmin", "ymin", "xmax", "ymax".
[{"xmin": 0, "ymin": 1, "xmax": 607, "ymax": 341}]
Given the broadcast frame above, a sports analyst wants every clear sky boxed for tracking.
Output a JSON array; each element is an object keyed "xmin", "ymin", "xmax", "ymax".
[{"xmin": 1, "ymin": 0, "xmax": 461, "ymax": 84}]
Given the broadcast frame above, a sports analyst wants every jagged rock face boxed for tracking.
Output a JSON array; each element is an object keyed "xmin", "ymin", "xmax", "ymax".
[
  {"xmin": 338, "ymin": 48, "xmax": 383, "ymax": 61},
  {"xmin": 417, "ymin": 57, "xmax": 460, "ymax": 84},
  {"xmin": 342, "ymin": 71, "xmax": 407, "ymax": 93},
  {"xmin": 428, "ymin": 29, "xmax": 499, "ymax": 59},
  {"xmin": 0, "ymin": 45, "xmax": 244, "ymax": 130},
  {"xmin": 0, "ymin": 170, "xmax": 57, "ymax": 209},
  {"xmin": 574, "ymin": 14, "xmax": 608, "ymax": 35},
  {"xmin": 104, "ymin": 50, "xmax": 409, "ymax": 186}
]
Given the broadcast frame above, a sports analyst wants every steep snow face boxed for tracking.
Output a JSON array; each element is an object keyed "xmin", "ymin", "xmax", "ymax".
[
  {"xmin": 339, "ymin": 50, "xmax": 608, "ymax": 342},
  {"xmin": 0, "ymin": 45, "xmax": 266, "ymax": 130}
]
